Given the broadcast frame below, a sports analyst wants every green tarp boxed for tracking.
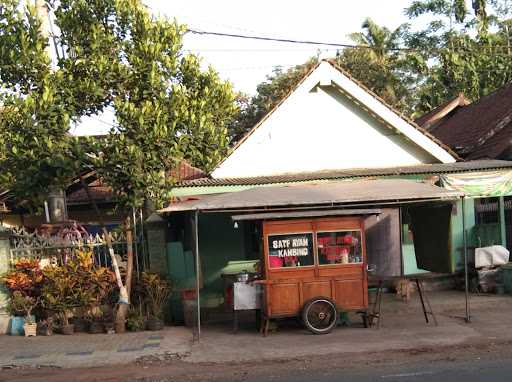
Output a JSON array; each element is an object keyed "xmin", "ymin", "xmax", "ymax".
[{"xmin": 440, "ymin": 170, "xmax": 512, "ymax": 197}]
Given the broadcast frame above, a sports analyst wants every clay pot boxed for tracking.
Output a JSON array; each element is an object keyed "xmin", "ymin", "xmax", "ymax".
[
  {"xmin": 71, "ymin": 318, "xmax": 89, "ymax": 333},
  {"xmin": 60, "ymin": 324, "xmax": 74, "ymax": 335},
  {"xmin": 88, "ymin": 322, "xmax": 104, "ymax": 334}
]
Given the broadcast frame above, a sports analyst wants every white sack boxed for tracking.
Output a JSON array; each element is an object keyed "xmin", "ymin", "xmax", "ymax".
[{"xmin": 475, "ymin": 245, "xmax": 510, "ymax": 268}]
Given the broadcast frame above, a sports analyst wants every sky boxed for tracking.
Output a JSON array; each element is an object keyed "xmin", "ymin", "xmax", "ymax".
[{"xmin": 73, "ymin": 0, "xmax": 413, "ymax": 135}]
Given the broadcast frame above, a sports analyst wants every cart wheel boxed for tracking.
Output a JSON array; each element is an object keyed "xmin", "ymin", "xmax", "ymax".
[{"xmin": 302, "ymin": 297, "xmax": 338, "ymax": 335}]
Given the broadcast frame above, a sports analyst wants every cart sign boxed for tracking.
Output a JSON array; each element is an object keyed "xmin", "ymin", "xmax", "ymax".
[{"xmin": 268, "ymin": 233, "xmax": 314, "ymax": 267}]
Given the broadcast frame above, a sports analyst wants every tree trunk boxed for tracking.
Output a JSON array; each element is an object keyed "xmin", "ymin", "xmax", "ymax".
[
  {"xmin": 78, "ymin": 175, "xmax": 128, "ymax": 305},
  {"xmin": 116, "ymin": 216, "xmax": 134, "ymax": 324}
]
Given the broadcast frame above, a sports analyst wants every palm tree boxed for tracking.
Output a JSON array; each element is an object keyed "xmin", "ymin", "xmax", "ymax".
[{"xmin": 337, "ymin": 18, "xmax": 407, "ymax": 111}]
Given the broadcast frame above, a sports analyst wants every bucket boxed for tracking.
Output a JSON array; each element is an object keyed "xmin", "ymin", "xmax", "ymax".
[{"xmin": 9, "ymin": 317, "xmax": 25, "ymax": 336}]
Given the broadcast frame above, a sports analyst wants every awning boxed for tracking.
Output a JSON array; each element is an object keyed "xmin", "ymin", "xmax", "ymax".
[
  {"xmin": 232, "ymin": 208, "xmax": 382, "ymax": 221},
  {"xmin": 160, "ymin": 179, "xmax": 463, "ymax": 213}
]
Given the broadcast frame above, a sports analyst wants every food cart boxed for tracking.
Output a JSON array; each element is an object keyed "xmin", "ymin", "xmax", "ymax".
[{"xmin": 259, "ymin": 215, "xmax": 369, "ymax": 335}]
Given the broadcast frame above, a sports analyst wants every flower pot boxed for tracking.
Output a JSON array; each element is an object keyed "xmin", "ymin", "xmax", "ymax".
[
  {"xmin": 146, "ymin": 318, "xmax": 164, "ymax": 331},
  {"xmin": 88, "ymin": 321, "xmax": 104, "ymax": 334},
  {"xmin": 114, "ymin": 320, "xmax": 126, "ymax": 334},
  {"xmin": 71, "ymin": 318, "xmax": 89, "ymax": 333},
  {"xmin": 23, "ymin": 322, "xmax": 37, "ymax": 337},
  {"xmin": 37, "ymin": 321, "xmax": 53, "ymax": 336},
  {"xmin": 59, "ymin": 324, "xmax": 75, "ymax": 335}
]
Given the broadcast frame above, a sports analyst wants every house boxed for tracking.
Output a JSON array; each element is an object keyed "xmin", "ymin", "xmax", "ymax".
[
  {"xmin": 0, "ymin": 160, "xmax": 205, "ymax": 229},
  {"xmin": 416, "ymin": 84, "xmax": 512, "ymax": 160},
  {"xmin": 156, "ymin": 60, "xmax": 512, "ymax": 328},
  {"xmin": 416, "ymin": 82, "xmax": 512, "ymax": 247}
]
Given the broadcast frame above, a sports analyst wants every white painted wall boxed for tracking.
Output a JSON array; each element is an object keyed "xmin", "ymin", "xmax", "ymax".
[{"xmin": 213, "ymin": 62, "xmax": 454, "ymax": 179}]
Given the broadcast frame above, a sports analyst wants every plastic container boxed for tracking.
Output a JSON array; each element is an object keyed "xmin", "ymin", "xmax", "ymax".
[{"xmin": 9, "ymin": 317, "xmax": 25, "ymax": 336}]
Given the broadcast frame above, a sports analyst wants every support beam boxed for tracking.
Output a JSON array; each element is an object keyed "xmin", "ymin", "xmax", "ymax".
[
  {"xmin": 462, "ymin": 197, "xmax": 471, "ymax": 323},
  {"xmin": 194, "ymin": 210, "xmax": 201, "ymax": 342},
  {"xmin": 499, "ymin": 196, "xmax": 507, "ymax": 248}
]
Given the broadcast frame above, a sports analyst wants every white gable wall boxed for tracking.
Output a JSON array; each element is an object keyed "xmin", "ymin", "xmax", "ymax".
[{"xmin": 213, "ymin": 62, "xmax": 453, "ymax": 179}]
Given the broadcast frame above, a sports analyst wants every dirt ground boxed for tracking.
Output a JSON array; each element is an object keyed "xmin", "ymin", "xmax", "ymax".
[{"xmin": 3, "ymin": 337, "xmax": 512, "ymax": 382}]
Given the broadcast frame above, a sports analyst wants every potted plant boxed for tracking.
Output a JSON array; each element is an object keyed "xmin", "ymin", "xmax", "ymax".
[
  {"xmin": 87, "ymin": 308, "xmax": 105, "ymax": 334},
  {"xmin": 2, "ymin": 258, "xmax": 44, "ymax": 336},
  {"xmin": 37, "ymin": 317, "xmax": 54, "ymax": 336},
  {"xmin": 126, "ymin": 306, "xmax": 145, "ymax": 332},
  {"xmin": 9, "ymin": 291, "xmax": 39, "ymax": 337},
  {"xmin": 41, "ymin": 264, "xmax": 79, "ymax": 335},
  {"xmin": 141, "ymin": 273, "xmax": 172, "ymax": 331}
]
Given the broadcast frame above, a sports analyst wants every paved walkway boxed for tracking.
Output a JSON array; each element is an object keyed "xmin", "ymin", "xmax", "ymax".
[
  {"xmin": 1, "ymin": 291, "xmax": 512, "ymax": 368},
  {"xmin": 0, "ymin": 327, "xmax": 191, "ymax": 368},
  {"xmin": 187, "ymin": 291, "xmax": 512, "ymax": 363}
]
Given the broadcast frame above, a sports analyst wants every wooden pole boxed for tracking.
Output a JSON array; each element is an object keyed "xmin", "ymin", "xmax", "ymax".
[
  {"xmin": 194, "ymin": 210, "xmax": 201, "ymax": 342},
  {"xmin": 462, "ymin": 197, "xmax": 471, "ymax": 323}
]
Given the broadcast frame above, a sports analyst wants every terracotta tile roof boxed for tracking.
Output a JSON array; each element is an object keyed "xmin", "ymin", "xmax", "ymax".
[
  {"xmin": 421, "ymin": 82, "xmax": 512, "ymax": 159},
  {"xmin": 67, "ymin": 161, "xmax": 206, "ymax": 204},
  {"xmin": 415, "ymin": 93, "xmax": 470, "ymax": 130},
  {"xmin": 178, "ymin": 160, "xmax": 512, "ymax": 188},
  {"xmin": 1, "ymin": 161, "xmax": 206, "ymax": 206}
]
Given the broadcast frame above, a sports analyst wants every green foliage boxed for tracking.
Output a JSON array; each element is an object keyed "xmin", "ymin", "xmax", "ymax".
[
  {"xmin": 41, "ymin": 251, "xmax": 116, "ymax": 325},
  {"xmin": 229, "ymin": 0, "xmax": 512, "ymax": 131},
  {"xmin": 0, "ymin": 0, "xmax": 237, "ymax": 210},
  {"xmin": 336, "ymin": 18, "xmax": 415, "ymax": 114},
  {"xmin": 140, "ymin": 272, "xmax": 171, "ymax": 320},
  {"xmin": 403, "ymin": 0, "xmax": 512, "ymax": 115},
  {"xmin": 126, "ymin": 306, "xmax": 145, "ymax": 331},
  {"xmin": 8, "ymin": 291, "xmax": 39, "ymax": 321}
]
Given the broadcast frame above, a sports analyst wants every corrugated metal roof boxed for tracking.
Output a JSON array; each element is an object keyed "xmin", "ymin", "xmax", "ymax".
[
  {"xmin": 231, "ymin": 208, "xmax": 382, "ymax": 221},
  {"xmin": 160, "ymin": 179, "xmax": 463, "ymax": 213},
  {"xmin": 178, "ymin": 160, "xmax": 512, "ymax": 188}
]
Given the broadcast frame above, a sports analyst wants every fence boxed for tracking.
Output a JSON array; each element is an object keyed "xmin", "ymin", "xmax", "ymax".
[{"xmin": 8, "ymin": 222, "xmax": 147, "ymax": 278}]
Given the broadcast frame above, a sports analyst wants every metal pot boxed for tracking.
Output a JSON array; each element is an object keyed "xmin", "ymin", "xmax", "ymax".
[{"xmin": 237, "ymin": 271, "xmax": 249, "ymax": 282}]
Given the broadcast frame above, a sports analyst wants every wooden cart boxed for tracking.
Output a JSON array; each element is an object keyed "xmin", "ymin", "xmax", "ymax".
[{"xmin": 260, "ymin": 216, "xmax": 369, "ymax": 335}]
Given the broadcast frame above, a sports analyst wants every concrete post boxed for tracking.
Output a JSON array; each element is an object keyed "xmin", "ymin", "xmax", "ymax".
[
  {"xmin": 499, "ymin": 196, "xmax": 507, "ymax": 248},
  {"xmin": 0, "ymin": 228, "xmax": 10, "ymax": 334},
  {"xmin": 145, "ymin": 213, "xmax": 168, "ymax": 276}
]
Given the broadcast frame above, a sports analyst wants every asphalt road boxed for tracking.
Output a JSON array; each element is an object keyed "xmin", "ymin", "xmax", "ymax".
[{"xmin": 242, "ymin": 358, "xmax": 512, "ymax": 382}]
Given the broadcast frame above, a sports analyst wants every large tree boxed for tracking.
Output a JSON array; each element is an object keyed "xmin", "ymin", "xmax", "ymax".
[
  {"xmin": 0, "ymin": 0, "xmax": 237, "ymax": 323},
  {"xmin": 403, "ymin": 0, "xmax": 512, "ymax": 115},
  {"xmin": 336, "ymin": 18, "xmax": 414, "ymax": 114}
]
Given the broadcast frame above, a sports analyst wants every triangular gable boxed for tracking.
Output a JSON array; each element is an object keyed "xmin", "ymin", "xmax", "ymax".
[{"xmin": 213, "ymin": 60, "xmax": 458, "ymax": 179}]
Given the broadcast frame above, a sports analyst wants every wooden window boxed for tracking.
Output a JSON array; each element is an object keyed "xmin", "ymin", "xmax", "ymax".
[{"xmin": 317, "ymin": 230, "xmax": 362, "ymax": 265}]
